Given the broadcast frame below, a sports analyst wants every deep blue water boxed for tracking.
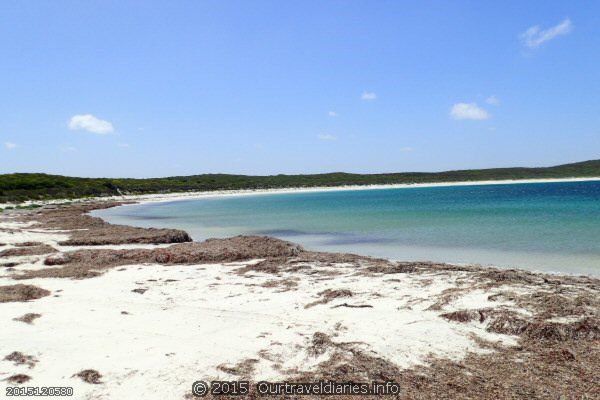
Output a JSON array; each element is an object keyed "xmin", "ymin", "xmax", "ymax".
[{"xmin": 95, "ymin": 181, "xmax": 600, "ymax": 275}]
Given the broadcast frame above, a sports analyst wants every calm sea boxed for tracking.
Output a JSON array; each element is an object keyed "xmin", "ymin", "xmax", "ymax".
[{"xmin": 94, "ymin": 181, "xmax": 600, "ymax": 276}]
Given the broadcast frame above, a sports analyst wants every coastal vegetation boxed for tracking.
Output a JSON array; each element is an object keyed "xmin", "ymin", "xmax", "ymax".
[{"xmin": 1, "ymin": 159, "xmax": 599, "ymax": 202}]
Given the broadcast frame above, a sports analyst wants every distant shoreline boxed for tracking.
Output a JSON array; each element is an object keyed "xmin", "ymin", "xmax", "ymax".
[
  {"xmin": 4, "ymin": 176, "xmax": 598, "ymax": 209},
  {"xmin": 3, "ymin": 159, "xmax": 600, "ymax": 204}
]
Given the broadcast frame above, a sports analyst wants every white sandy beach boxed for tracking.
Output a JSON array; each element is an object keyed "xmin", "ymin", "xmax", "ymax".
[
  {"xmin": 2, "ymin": 177, "xmax": 599, "ymax": 210},
  {"xmin": 0, "ymin": 210, "xmax": 577, "ymax": 399}
]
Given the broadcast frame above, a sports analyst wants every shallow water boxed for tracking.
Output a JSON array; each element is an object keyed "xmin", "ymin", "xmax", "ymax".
[{"xmin": 95, "ymin": 181, "xmax": 600, "ymax": 276}]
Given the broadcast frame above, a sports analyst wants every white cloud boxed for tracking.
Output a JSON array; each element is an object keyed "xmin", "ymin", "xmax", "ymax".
[
  {"xmin": 328, "ymin": 111, "xmax": 338, "ymax": 117},
  {"xmin": 400, "ymin": 147, "xmax": 413, "ymax": 153},
  {"xmin": 68, "ymin": 114, "xmax": 114, "ymax": 134},
  {"xmin": 450, "ymin": 103, "xmax": 490, "ymax": 121},
  {"xmin": 520, "ymin": 18, "xmax": 572, "ymax": 48},
  {"xmin": 361, "ymin": 91, "xmax": 377, "ymax": 101},
  {"xmin": 117, "ymin": 143, "xmax": 130, "ymax": 148},
  {"xmin": 4, "ymin": 142, "xmax": 17, "ymax": 150},
  {"xmin": 317, "ymin": 134, "xmax": 337, "ymax": 141},
  {"xmin": 486, "ymin": 95, "xmax": 500, "ymax": 105},
  {"xmin": 59, "ymin": 145, "xmax": 76, "ymax": 152}
]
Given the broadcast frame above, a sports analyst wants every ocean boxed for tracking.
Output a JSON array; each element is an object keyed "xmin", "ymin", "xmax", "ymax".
[{"xmin": 94, "ymin": 180, "xmax": 600, "ymax": 276}]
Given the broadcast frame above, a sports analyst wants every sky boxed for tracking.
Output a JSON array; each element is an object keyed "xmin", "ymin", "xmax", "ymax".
[{"xmin": 1, "ymin": 1, "xmax": 599, "ymax": 178}]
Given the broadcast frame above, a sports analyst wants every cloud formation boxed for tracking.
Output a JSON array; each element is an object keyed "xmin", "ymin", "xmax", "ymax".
[
  {"xmin": 317, "ymin": 134, "xmax": 337, "ymax": 141},
  {"xmin": 520, "ymin": 18, "xmax": 572, "ymax": 48},
  {"xmin": 4, "ymin": 142, "xmax": 17, "ymax": 150},
  {"xmin": 328, "ymin": 111, "xmax": 338, "ymax": 117},
  {"xmin": 68, "ymin": 114, "xmax": 115, "ymax": 134},
  {"xmin": 361, "ymin": 92, "xmax": 377, "ymax": 101},
  {"xmin": 450, "ymin": 103, "xmax": 490, "ymax": 120}
]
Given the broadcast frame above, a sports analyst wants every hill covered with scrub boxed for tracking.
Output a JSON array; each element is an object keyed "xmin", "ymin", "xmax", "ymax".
[{"xmin": 1, "ymin": 159, "xmax": 599, "ymax": 203}]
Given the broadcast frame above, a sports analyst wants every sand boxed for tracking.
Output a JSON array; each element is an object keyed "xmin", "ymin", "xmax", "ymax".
[
  {"xmin": 0, "ymin": 203, "xmax": 598, "ymax": 399},
  {"xmin": 2, "ymin": 177, "xmax": 599, "ymax": 210}
]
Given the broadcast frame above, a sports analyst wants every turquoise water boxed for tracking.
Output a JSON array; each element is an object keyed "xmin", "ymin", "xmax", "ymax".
[{"xmin": 95, "ymin": 181, "xmax": 600, "ymax": 276}]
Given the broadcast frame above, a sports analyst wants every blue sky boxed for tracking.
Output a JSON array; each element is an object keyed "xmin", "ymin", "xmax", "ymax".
[{"xmin": 1, "ymin": 1, "xmax": 599, "ymax": 177}]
